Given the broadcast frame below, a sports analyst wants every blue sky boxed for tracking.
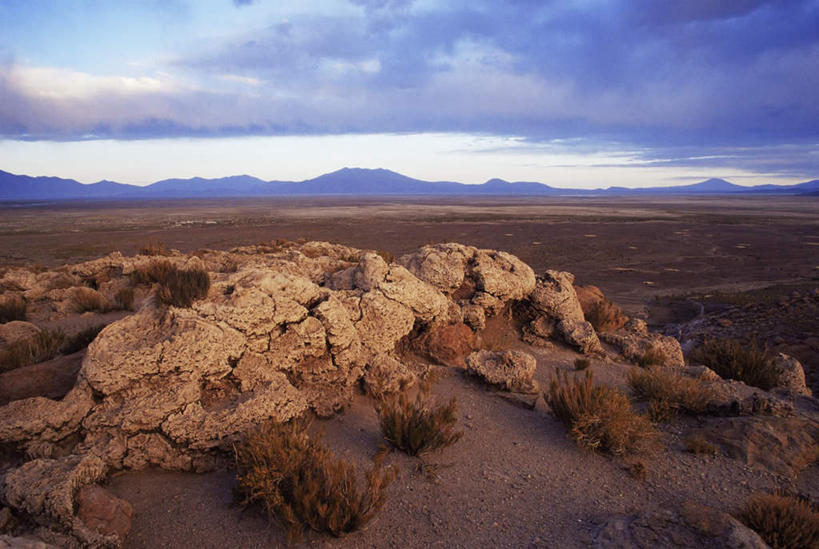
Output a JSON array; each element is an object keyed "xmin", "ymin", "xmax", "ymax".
[{"xmin": 0, "ymin": 0, "xmax": 817, "ymax": 187}]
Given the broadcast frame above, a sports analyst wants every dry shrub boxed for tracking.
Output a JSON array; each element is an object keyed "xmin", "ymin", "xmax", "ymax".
[
  {"xmin": 0, "ymin": 329, "xmax": 65, "ymax": 372},
  {"xmin": 220, "ymin": 257, "xmax": 238, "ymax": 273},
  {"xmin": 628, "ymin": 366, "xmax": 714, "ymax": 421},
  {"xmin": 235, "ymin": 422, "xmax": 397, "ymax": 540},
  {"xmin": 585, "ymin": 299, "xmax": 624, "ymax": 332},
  {"xmin": 689, "ymin": 339, "xmax": 777, "ymax": 390},
  {"xmin": 376, "ymin": 385, "xmax": 463, "ymax": 456},
  {"xmin": 546, "ymin": 369, "xmax": 657, "ymax": 455},
  {"xmin": 637, "ymin": 345, "xmax": 667, "ymax": 368},
  {"xmin": 72, "ymin": 287, "xmax": 110, "ymax": 313},
  {"xmin": 60, "ymin": 324, "xmax": 105, "ymax": 355},
  {"xmin": 574, "ymin": 357, "xmax": 591, "ymax": 371},
  {"xmin": 376, "ymin": 250, "xmax": 394, "ymax": 264},
  {"xmin": 131, "ymin": 260, "xmax": 210, "ymax": 307},
  {"xmin": 138, "ymin": 240, "xmax": 168, "ymax": 256},
  {"xmin": 156, "ymin": 267, "xmax": 210, "ymax": 308},
  {"xmin": 684, "ymin": 433, "xmax": 717, "ymax": 455},
  {"xmin": 131, "ymin": 259, "xmax": 177, "ymax": 286},
  {"xmin": 738, "ymin": 493, "xmax": 819, "ymax": 549},
  {"xmin": 113, "ymin": 287, "xmax": 135, "ymax": 310},
  {"xmin": 0, "ymin": 296, "xmax": 27, "ymax": 323}
]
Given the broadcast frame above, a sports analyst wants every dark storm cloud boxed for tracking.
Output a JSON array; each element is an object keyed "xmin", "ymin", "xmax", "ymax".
[{"xmin": 1, "ymin": 0, "xmax": 817, "ymax": 177}]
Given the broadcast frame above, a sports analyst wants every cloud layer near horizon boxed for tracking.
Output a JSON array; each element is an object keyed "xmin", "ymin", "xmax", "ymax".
[{"xmin": 1, "ymin": 0, "xmax": 818, "ymax": 177}]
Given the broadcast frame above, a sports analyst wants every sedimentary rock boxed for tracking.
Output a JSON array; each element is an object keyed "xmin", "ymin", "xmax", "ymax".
[
  {"xmin": 600, "ymin": 318, "xmax": 685, "ymax": 368},
  {"xmin": 769, "ymin": 353, "xmax": 811, "ymax": 396}
]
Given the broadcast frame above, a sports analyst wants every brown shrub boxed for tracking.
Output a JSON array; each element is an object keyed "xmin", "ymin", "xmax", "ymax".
[
  {"xmin": 376, "ymin": 250, "xmax": 394, "ymax": 264},
  {"xmin": 71, "ymin": 287, "xmax": 111, "ymax": 313},
  {"xmin": 689, "ymin": 339, "xmax": 777, "ymax": 390},
  {"xmin": 113, "ymin": 287, "xmax": 135, "ymax": 310},
  {"xmin": 574, "ymin": 357, "xmax": 591, "ymax": 371},
  {"xmin": 235, "ymin": 422, "xmax": 397, "ymax": 541},
  {"xmin": 738, "ymin": 493, "xmax": 819, "ymax": 549},
  {"xmin": 156, "ymin": 267, "xmax": 210, "ymax": 308},
  {"xmin": 628, "ymin": 366, "xmax": 714, "ymax": 421},
  {"xmin": 684, "ymin": 433, "xmax": 718, "ymax": 455},
  {"xmin": 131, "ymin": 259, "xmax": 175, "ymax": 285},
  {"xmin": 377, "ymin": 385, "xmax": 463, "ymax": 456},
  {"xmin": 0, "ymin": 296, "xmax": 27, "ymax": 323},
  {"xmin": 138, "ymin": 240, "xmax": 168, "ymax": 256},
  {"xmin": 60, "ymin": 324, "xmax": 105, "ymax": 355},
  {"xmin": 585, "ymin": 298, "xmax": 625, "ymax": 332},
  {"xmin": 546, "ymin": 369, "xmax": 657, "ymax": 455},
  {"xmin": 0, "ymin": 329, "xmax": 65, "ymax": 372},
  {"xmin": 219, "ymin": 257, "xmax": 238, "ymax": 273},
  {"xmin": 637, "ymin": 345, "xmax": 667, "ymax": 368}
]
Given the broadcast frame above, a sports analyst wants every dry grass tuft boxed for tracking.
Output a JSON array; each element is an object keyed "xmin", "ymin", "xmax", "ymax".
[
  {"xmin": 574, "ymin": 357, "xmax": 591, "ymax": 371},
  {"xmin": 738, "ymin": 493, "xmax": 819, "ymax": 549},
  {"xmin": 113, "ymin": 287, "xmax": 135, "ymax": 310},
  {"xmin": 71, "ymin": 287, "xmax": 111, "ymax": 313},
  {"xmin": 628, "ymin": 366, "xmax": 714, "ymax": 421},
  {"xmin": 132, "ymin": 260, "xmax": 210, "ymax": 307},
  {"xmin": 0, "ymin": 296, "xmax": 27, "ymax": 323},
  {"xmin": 689, "ymin": 338, "xmax": 777, "ymax": 390},
  {"xmin": 156, "ymin": 267, "xmax": 210, "ymax": 307},
  {"xmin": 376, "ymin": 385, "xmax": 463, "ymax": 456},
  {"xmin": 585, "ymin": 298, "xmax": 624, "ymax": 332},
  {"xmin": 0, "ymin": 329, "xmax": 65, "ymax": 372},
  {"xmin": 138, "ymin": 240, "xmax": 168, "ymax": 256},
  {"xmin": 376, "ymin": 250, "xmax": 395, "ymax": 264},
  {"xmin": 235, "ymin": 422, "xmax": 397, "ymax": 541},
  {"xmin": 637, "ymin": 345, "xmax": 667, "ymax": 368},
  {"xmin": 684, "ymin": 433, "xmax": 718, "ymax": 455},
  {"xmin": 60, "ymin": 324, "xmax": 105, "ymax": 355},
  {"xmin": 546, "ymin": 369, "xmax": 657, "ymax": 455},
  {"xmin": 131, "ymin": 259, "xmax": 176, "ymax": 286}
]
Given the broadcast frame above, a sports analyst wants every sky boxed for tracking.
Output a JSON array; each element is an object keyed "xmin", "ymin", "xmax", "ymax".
[{"xmin": 0, "ymin": 0, "xmax": 818, "ymax": 188}]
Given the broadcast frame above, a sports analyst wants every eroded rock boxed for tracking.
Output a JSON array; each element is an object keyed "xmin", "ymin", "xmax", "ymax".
[{"xmin": 465, "ymin": 349, "xmax": 539, "ymax": 394}]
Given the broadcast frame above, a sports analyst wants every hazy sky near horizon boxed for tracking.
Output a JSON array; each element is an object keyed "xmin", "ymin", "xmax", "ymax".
[{"xmin": 1, "ymin": 0, "xmax": 818, "ymax": 187}]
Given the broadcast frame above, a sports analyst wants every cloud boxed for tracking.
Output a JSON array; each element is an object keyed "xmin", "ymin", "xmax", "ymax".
[
  {"xmin": 1, "ymin": 0, "xmax": 817, "ymax": 181},
  {"xmin": 232, "ymin": 0, "xmax": 257, "ymax": 7}
]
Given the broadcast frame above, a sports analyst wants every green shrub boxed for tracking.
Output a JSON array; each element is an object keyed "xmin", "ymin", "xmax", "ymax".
[
  {"xmin": 235, "ymin": 422, "xmax": 396, "ymax": 541},
  {"xmin": 546, "ymin": 369, "xmax": 657, "ymax": 455},
  {"xmin": 690, "ymin": 339, "xmax": 777, "ymax": 390},
  {"xmin": 738, "ymin": 493, "xmax": 819, "ymax": 549},
  {"xmin": 377, "ymin": 385, "xmax": 463, "ymax": 456}
]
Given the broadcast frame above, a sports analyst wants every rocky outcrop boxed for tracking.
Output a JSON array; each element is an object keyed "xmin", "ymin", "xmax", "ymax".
[
  {"xmin": 770, "ymin": 353, "xmax": 811, "ymax": 397},
  {"xmin": 465, "ymin": 350, "xmax": 538, "ymax": 394},
  {"xmin": 696, "ymin": 416, "xmax": 819, "ymax": 477},
  {"xmin": 523, "ymin": 271, "xmax": 603, "ymax": 354},
  {"xmin": 593, "ymin": 502, "xmax": 768, "ymax": 548},
  {"xmin": 600, "ymin": 318, "xmax": 685, "ymax": 368},
  {"xmin": 0, "ymin": 240, "xmax": 695, "ymax": 547}
]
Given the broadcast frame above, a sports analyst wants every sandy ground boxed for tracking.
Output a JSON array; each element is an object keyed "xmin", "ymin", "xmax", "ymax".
[{"xmin": 106, "ymin": 347, "xmax": 791, "ymax": 549}]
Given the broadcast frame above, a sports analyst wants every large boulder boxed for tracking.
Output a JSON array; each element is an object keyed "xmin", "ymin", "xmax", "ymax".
[
  {"xmin": 465, "ymin": 349, "xmax": 539, "ymax": 393},
  {"xmin": 413, "ymin": 322, "xmax": 476, "ymax": 367}
]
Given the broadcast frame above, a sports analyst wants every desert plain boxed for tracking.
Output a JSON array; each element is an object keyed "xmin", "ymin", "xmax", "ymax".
[{"xmin": 1, "ymin": 194, "xmax": 818, "ymax": 548}]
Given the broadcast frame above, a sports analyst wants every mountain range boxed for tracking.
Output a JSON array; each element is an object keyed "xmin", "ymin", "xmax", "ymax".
[{"xmin": 1, "ymin": 168, "xmax": 818, "ymax": 200}]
